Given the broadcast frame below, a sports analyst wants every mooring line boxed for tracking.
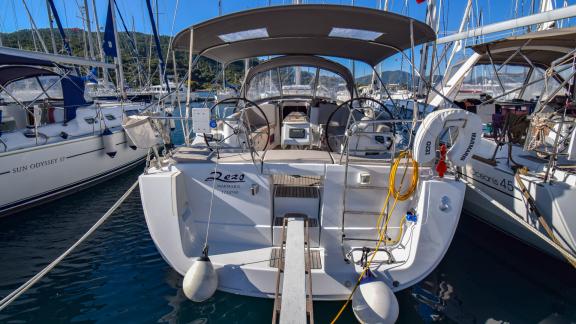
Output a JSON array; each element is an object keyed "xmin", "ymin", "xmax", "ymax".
[{"xmin": 0, "ymin": 180, "xmax": 139, "ymax": 311}]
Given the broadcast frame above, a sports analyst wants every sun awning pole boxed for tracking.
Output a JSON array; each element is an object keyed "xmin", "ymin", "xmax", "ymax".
[{"xmin": 184, "ymin": 28, "xmax": 194, "ymax": 146}]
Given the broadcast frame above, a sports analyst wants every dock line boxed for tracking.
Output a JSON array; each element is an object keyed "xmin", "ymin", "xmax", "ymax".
[{"xmin": 0, "ymin": 180, "xmax": 139, "ymax": 311}]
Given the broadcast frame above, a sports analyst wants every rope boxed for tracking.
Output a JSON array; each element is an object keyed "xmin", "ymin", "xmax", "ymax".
[
  {"xmin": 0, "ymin": 180, "xmax": 139, "ymax": 311},
  {"xmin": 461, "ymin": 175, "xmax": 576, "ymax": 268},
  {"xmin": 331, "ymin": 151, "xmax": 419, "ymax": 323},
  {"xmin": 203, "ymin": 151, "xmax": 220, "ymax": 256},
  {"xmin": 514, "ymin": 170, "xmax": 576, "ymax": 269}
]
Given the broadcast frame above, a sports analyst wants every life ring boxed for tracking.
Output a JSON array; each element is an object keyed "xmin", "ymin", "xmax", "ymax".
[{"xmin": 413, "ymin": 108, "xmax": 482, "ymax": 167}]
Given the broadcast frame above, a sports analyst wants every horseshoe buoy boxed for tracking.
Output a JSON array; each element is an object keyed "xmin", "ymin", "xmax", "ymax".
[{"xmin": 413, "ymin": 108, "xmax": 482, "ymax": 167}]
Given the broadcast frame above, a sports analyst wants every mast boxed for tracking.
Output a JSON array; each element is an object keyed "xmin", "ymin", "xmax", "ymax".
[
  {"xmin": 371, "ymin": 0, "xmax": 386, "ymax": 94},
  {"xmin": 47, "ymin": 0, "xmax": 74, "ymax": 57},
  {"xmin": 219, "ymin": 0, "xmax": 226, "ymax": 90},
  {"xmin": 46, "ymin": 0, "xmax": 58, "ymax": 54},
  {"xmin": 538, "ymin": 0, "xmax": 555, "ymax": 30},
  {"xmin": 244, "ymin": 58, "xmax": 249, "ymax": 81},
  {"xmin": 293, "ymin": 0, "xmax": 301, "ymax": 85},
  {"xmin": 109, "ymin": 0, "xmax": 126, "ymax": 98},
  {"xmin": 91, "ymin": 0, "xmax": 109, "ymax": 86},
  {"xmin": 83, "ymin": 0, "xmax": 96, "ymax": 60},
  {"xmin": 132, "ymin": 16, "xmax": 144, "ymax": 89},
  {"xmin": 445, "ymin": 0, "xmax": 472, "ymax": 71},
  {"xmin": 146, "ymin": 0, "xmax": 170, "ymax": 90},
  {"xmin": 155, "ymin": 0, "xmax": 163, "ymax": 88},
  {"xmin": 22, "ymin": 0, "xmax": 49, "ymax": 53},
  {"xmin": 81, "ymin": 8, "xmax": 88, "ymax": 58},
  {"xmin": 417, "ymin": 0, "xmax": 438, "ymax": 97}
]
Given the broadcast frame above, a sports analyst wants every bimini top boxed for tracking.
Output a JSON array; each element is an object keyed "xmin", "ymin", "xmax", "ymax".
[
  {"xmin": 472, "ymin": 27, "xmax": 576, "ymax": 68},
  {"xmin": 0, "ymin": 66, "xmax": 58, "ymax": 87},
  {"xmin": 173, "ymin": 4, "xmax": 436, "ymax": 66}
]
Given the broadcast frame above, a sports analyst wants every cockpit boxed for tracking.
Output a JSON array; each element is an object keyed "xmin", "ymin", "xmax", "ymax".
[{"xmin": 191, "ymin": 55, "xmax": 397, "ymax": 158}]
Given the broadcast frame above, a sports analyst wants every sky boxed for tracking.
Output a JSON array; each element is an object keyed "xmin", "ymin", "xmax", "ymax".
[
  {"xmin": 3, "ymin": 0, "xmax": 573, "ymax": 36},
  {"xmin": 0, "ymin": 0, "xmax": 574, "ymax": 75}
]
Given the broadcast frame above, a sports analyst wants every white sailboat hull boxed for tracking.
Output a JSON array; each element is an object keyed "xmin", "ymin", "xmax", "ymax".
[
  {"xmin": 462, "ymin": 138, "xmax": 576, "ymax": 259},
  {"xmin": 0, "ymin": 131, "xmax": 147, "ymax": 216},
  {"xmin": 139, "ymin": 151, "xmax": 465, "ymax": 300}
]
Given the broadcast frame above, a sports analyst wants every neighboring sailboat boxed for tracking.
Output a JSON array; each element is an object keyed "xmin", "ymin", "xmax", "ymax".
[
  {"xmin": 0, "ymin": 0, "xmax": 165, "ymax": 216},
  {"xmin": 432, "ymin": 26, "xmax": 576, "ymax": 263}
]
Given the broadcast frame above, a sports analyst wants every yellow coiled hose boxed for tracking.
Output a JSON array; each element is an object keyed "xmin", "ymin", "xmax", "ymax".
[{"xmin": 331, "ymin": 151, "xmax": 419, "ymax": 324}]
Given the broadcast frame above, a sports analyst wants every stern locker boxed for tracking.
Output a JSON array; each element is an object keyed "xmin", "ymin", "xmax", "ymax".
[{"xmin": 342, "ymin": 166, "xmax": 410, "ymax": 246}]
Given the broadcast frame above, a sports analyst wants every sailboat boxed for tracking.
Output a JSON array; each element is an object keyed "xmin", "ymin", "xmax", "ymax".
[
  {"xmin": 124, "ymin": 5, "xmax": 482, "ymax": 321},
  {"xmin": 427, "ymin": 0, "xmax": 576, "ymax": 263},
  {"xmin": 0, "ymin": 0, "xmax": 164, "ymax": 217},
  {"xmin": 446, "ymin": 27, "xmax": 576, "ymax": 263}
]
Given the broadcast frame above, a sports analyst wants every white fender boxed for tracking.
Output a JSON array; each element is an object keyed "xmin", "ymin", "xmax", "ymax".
[
  {"xmin": 102, "ymin": 127, "xmax": 117, "ymax": 158},
  {"xmin": 182, "ymin": 257, "xmax": 218, "ymax": 302},
  {"xmin": 352, "ymin": 277, "xmax": 399, "ymax": 324},
  {"xmin": 413, "ymin": 108, "xmax": 482, "ymax": 167}
]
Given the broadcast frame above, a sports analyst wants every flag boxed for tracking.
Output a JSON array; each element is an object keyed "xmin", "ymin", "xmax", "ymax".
[
  {"xmin": 103, "ymin": 1, "xmax": 117, "ymax": 57},
  {"xmin": 416, "ymin": 0, "xmax": 426, "ymax": 3}
]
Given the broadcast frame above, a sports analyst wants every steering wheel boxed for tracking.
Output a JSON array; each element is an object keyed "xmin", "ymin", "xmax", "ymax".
[
  {"xmin": 203, "ymin": 97, "xmax": 271, "ymax": 152},
  {"xmin": 324, "ymin": 97, "xmax": 395, "ymax": 153}
]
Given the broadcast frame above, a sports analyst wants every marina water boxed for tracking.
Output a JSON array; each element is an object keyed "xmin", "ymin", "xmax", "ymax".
[{"xmin": 1, "ymin": 104, "xmax": 575, "ymax": 323}]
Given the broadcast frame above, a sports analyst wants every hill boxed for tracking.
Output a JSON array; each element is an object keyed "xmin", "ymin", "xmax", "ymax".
[{"xmin": 0, "ymin": 28, "xmax": 247, "ymax": 90}]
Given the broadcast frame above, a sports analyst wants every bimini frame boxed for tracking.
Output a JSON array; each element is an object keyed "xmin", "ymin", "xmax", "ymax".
[{"xmin": 165, "ymin": 5, "xmax": 461, "ymax": 149}]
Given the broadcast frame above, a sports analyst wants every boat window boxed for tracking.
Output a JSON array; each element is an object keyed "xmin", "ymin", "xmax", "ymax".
[
  {"xmin": 522, "ymin": 67, "xmax": 566, "ymax": 101},
  {"xmin": 459, "ymin": 64, "xmax": 567, "ymax": 101},
  {"xmin": 329, "ymin": 27, "xmax": 383, "ymax": 41},
  {"xmin": 124, "ymin": 109, "xmax": 139, "ymax": 117},
  {"xmin": 279, "ymin": 66, "xmax": 316, "ymax": 97},
  {"xmin": 84, "ymin": 117, "xmax": 96, "ymax": 124},
  {"xmin": 246, "ymin": 69, "xmax": 281, "ymax": 101},
  {"xmin": 104, "ymin": 114, "xmax": 116, "ymax": 121},
  {"xmin": 1, "ymin": 75, "xmax": 63, "ymax": 102},
  {"xmin": 246, "ymin": 66, "xmax": 351, "ymax": 102},
  {"xmin": 219, "ymin": 28, "xmax": 269, "ymax": 42},
  {"xmin": 317, "ymin": 69, "xmax": 350, "ymax": 102}
]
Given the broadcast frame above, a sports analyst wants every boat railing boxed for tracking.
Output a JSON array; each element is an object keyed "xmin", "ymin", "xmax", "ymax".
[{"xmin": 522, "ymin": 48, "xmax": 576, "ymax": 181}]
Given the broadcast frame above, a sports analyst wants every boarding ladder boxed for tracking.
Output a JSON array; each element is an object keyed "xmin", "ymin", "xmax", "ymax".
[
  {"xmin": 272, "ymin": 217, "xmax": 314, "ymax": 324},
  {"xmin": 339, "ymin": 117, "xmax": 397, "ymax": 251}
]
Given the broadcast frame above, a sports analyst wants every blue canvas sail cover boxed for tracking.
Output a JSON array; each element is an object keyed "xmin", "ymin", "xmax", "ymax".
[
  {"xmin": 81, "ymin": 67, "xmax": 98, "ymax": 83},
  {"xmin": 62, "ymin": 75, "xmax": 89, "ymax": 122},
  {"xmin": 103, "ymin": 1, "xmax": 117, "ymax": 57}
]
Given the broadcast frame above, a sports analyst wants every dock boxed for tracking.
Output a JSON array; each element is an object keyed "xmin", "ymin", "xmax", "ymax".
[{"xmin": 272, "ymin": 217, "xmax": 314, "ymax": 324}]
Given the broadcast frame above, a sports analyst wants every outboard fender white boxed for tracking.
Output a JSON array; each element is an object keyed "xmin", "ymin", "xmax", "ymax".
[
  {"xmin": 102, "ymin": 127, "xmax": 117, "ymax": 158},
  {"xmin": 413, "ymin": 108, "xmax": 482, "ymax": 167},
  {"xmin": 182, "ymin": 257, "xmax": 218, "ymax": 302},
  {"xmin": 352, "ymin": 276, "xmax": 399, "ymax": 324}
]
